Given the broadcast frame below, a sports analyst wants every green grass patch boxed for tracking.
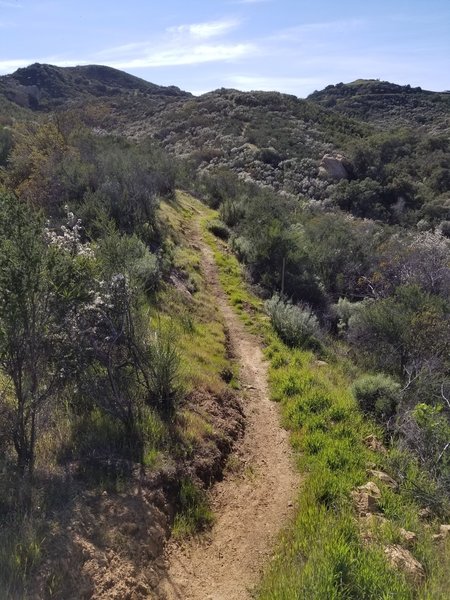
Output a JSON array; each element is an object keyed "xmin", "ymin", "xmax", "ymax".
[
  {"xmin": 0, "ymin": 515, "xmax": 44, "ymax": 599},
  {"xmin": 156, "ymin": 194, "xmax": 235, "ymax": 396},
  {"xmin": 172, "ymin": 478, "xmax": 214, "ymax": 538}
]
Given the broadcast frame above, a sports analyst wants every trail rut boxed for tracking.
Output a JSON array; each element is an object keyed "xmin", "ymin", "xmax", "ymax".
[{"xmin": 158, "ymin": 222, "xmax": 298, "ymax": 600}]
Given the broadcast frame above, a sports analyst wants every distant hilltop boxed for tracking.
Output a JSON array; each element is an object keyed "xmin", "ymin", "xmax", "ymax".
[
  {"xmin": 0, "ymin": 62, "xmax": 190, "ymax": 111},
  {"xmin": 307, "ymin": 79, "xmax": 450, "ymax": 129}
]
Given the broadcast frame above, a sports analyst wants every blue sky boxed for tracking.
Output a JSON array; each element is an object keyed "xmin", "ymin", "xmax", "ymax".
[{"xmin": 0, "ymin": 0, "xmax": 449, "ymax": 96}]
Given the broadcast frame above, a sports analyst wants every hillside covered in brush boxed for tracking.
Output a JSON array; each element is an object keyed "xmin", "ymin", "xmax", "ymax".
[
  {"xmin": 308, "ymin": 79, "xmax": 450, "ymax": 132},
  {"xmin": 0, "ymin": 63, "xmax": 449, "ymax": 599},
  {"xmin": 2, "ymin": 64, "xmax": 448, "ymax": 229}
]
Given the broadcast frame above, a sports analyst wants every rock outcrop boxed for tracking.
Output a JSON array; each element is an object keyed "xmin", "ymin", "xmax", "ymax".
[
  {"xmin": 351, "ymin": 481, "xmax": 381, "ymax": 516},
  {"xmin": 363, "ymin": 434, "xmax": 387, "ymax": 454},
  {"xmin": 367, "ymin": 469, "xmax": 398, "ymax": 489},
  {"xmin": 384, "ymin": 545, "xmax": 425, "ymax": 584},
  {"xmin": 318, "ymin": 153, "xmax": 352, "ymax": 180}
]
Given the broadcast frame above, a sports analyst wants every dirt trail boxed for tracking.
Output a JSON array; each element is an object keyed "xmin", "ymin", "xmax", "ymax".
[{"xmin": 158, "ymin": 221, "xmax": 298, "ymax": 600}]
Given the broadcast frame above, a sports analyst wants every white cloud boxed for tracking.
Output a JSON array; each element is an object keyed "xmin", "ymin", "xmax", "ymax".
[
  {"xmin": 272, "ymin": 18, "xmax": 365, "ymax": 41},
  {"xmin": 167, "ymin": 19, "xmax": 240, "ymax": 40},
  {"xmin": 0, "ymin": 59, "xmax": 30, "ymax": 72},
  {"xmin": 95, "ymin": 17, "xmax": 256, "ymax": 69},
  {"xmin": 0, "ymin": 15, "xmax": 256, "ymax": 75},
  {"xmin": 108, "ymin": 43, "xmax": 256, "ymax": 69}
]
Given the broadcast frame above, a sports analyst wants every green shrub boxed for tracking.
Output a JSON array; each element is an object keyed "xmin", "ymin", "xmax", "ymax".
[
  {"xmin": 200, "ymin": 168, "xmax": 242, "ymax": 208},
  {"xmin": 229, "ymin": 235, "xmax": 253, "ymax": 262},
  {"xmin": 133, "ymin": 251, "xmax": 160, "ymax": 293},
  {"xmin": 207, "ymin": 218, "xmax": 230, "ymax": 240},
  {"xmin": 352, "ymin": 373, "xmax": 400, "ymax": 422},
  {"xmin": 256, "ymin": 146, "xmax": 283, "ymax": 167},
  {"xmin": 0, "ymin": 516, "xmax": 43, "ymax": 598},
  {"xmin": 266, "ymin": 294, "xmax": 322, "ymax": 349},
  {"xmin": 439, "ymin": 220, "xmax": 450, "ymax": 237},
  {"xmin": 97, "ymin": 230, "xmax": 161, "ymax": 292},
  {"xmin": 147, "ymin": 329, "xmax": 182, "ymax": 420},
  {"xmin": 69, "ymin": 408, "xmax": 131, "ymax": 460},
  {"xmin": 334, "ymin": 297, "xmax": 363, "ymax": 332},
  {"xmin": 219, "ymin": 199, "xmax": 245, "ymax": 227}
]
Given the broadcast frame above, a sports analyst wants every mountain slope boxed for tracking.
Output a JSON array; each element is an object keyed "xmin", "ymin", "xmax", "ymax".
[
  {"xmin": 0, "ymin": 65, "xmax": 448, "ymax": 224},
  {"xmin": 0, "ymin": 63, "xmax": 190, "ymax": 111},
  {"xmin": 308, "ymin": 79, "xmax": 450, "ymax": 132}
]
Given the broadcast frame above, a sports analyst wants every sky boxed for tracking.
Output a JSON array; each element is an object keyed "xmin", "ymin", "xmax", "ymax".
[{"xmin": 0, "ymin": 0, "xmax": 449, "ymax": 97}]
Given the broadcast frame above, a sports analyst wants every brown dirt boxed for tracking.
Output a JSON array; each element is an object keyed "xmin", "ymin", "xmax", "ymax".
[
  {"xmin": 30, "ymin": 387, "xmax": 244, "ymax": 600},
  {"xmin": 158, "ymin": 227, "xmax": 298, "ymax": 600}
]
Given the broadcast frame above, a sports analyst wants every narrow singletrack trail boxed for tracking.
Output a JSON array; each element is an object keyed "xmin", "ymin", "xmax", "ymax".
[{"xmin": 159, "ymin": 216, "xmax": 298, "ymax": 600}]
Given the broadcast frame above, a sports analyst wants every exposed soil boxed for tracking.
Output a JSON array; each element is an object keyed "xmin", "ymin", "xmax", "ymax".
[
  {"xmin": 158, "ymin": 224, "xmax": 298, "ymax": 600},
  {"xmin": 30, "ymin": 386, "xmax": 244, "ymax": 600}
]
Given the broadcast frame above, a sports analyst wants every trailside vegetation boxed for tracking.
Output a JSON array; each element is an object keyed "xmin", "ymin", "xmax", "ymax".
[
  {"xmin": 0, "ymin": 120, "xmax": 238, "ymax": 597},
  {"xmin": 202, "ymin": 175, "xmax": 450, "ymax": 598}
]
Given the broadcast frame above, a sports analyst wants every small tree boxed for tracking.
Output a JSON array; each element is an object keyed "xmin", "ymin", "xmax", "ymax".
[
  {"xmin": 0, "ymin": 194, "xmax": 81, "ymax": 478},
  {"xmin": 348, "ymin": 285, "xmax": 449, "ymax": 377},
  {"xmin": 0, "ymin": 195, "xmax": 95, "ymax": 482},
  {"xmin": 77, "ymin": 273, "xmax": 150, "ymax": 458}
]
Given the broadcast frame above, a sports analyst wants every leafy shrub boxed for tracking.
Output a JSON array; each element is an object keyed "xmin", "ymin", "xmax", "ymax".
[
  {"xmin": 408, "ymin": 403, "xmax": 450, "ymax": 491},
  {"xmin": 207, "ymin": 218, "xmax": 230, "ymax": 240},
  {"xmin": 219, "ymin": 199, "xmax": 245, "ymax": 227},
  {"xmin": 0, "ymin": 126, "xmax": 12, "ymax": 166},
  {"xmin": 256, "ymin": 146, "xmax": 283, "ymax": 167},
  {"xmin": 333, "ymin": 297, "xmax": 363, "ymax": 332},
  {"xmin": 97, "ymin": 230, "xmax": 160, "ymax": 292},
  {"xmin": 439, "ymin": 220, "xmax": 450, "ymax": 237},
  {"xmin": 147, "ymin": 329, "xmax": 182, "ymax": 420},
  {"xmin": 352, "ymin": 373, "xmax": 400, "ymax": 422},
  {"xmin": 230, "ymin": 235, "xmax": 253, "ymax": 262},
  {"xmin": 69, "ymin": 408, "xmax": 129, "ymax": 460},
  {"xmin": 133, "ymin": 251, "xmax": 160, "ymax": 293},
  {"xmin": 200, "ymin": 168, "xmax": 242, "ymax": 208},
  {"xmin": 266, "ymin": 294, "xmax": 322, "ymax": 349},
  {"xmin": 0, "ymin": 516, "xmax": 42, "ymax": 598}
]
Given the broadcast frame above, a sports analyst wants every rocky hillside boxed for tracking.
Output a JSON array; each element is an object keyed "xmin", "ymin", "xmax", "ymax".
[
  {"xmin": 117, "ymin": 87, "xmax": 371, "ymax": 198},
  {"xmin": 0, "ymin": 63, "xmax": 190, "ymax": 111},
  {"xmin": 308, "ymin": 79, "xmax": 450, "ymax": 132},
  {"xmin": 0, "ymin": 63, "xmax": 449, "ymax": 600},
  {"xmin": 1, "ymin": 64, "xmax": 448, "ymax": 226}
]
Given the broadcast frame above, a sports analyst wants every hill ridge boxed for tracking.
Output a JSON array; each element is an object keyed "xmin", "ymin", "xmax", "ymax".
[{"xmin": 0, "ymin": 62, "xmax": 191, "ymax": 111}]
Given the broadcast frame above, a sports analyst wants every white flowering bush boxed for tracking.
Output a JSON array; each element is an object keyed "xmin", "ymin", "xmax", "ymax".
[{"xmin": 44, "ymin": 207, "xmax": 94, "ymax": 258}]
